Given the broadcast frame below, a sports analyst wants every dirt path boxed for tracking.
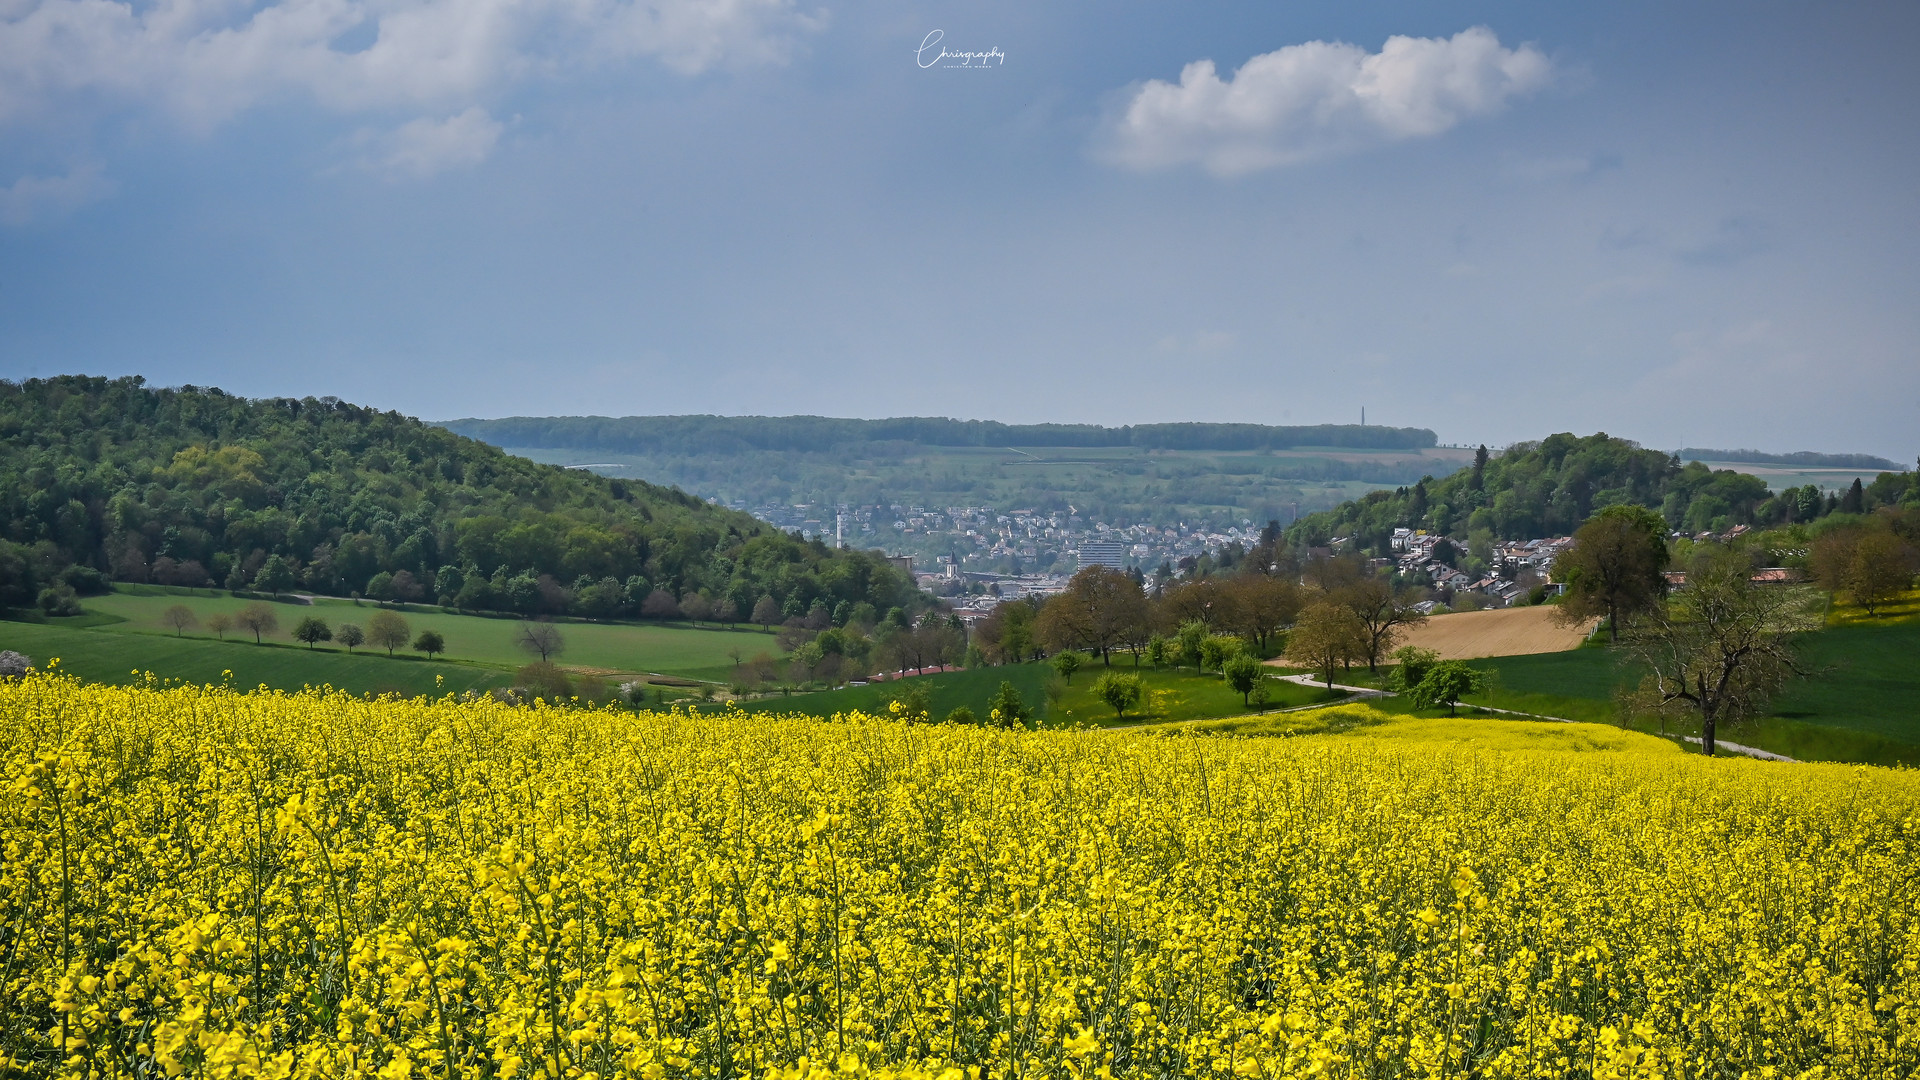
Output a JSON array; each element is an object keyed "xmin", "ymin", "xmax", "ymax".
[{"xmin": 1396, "ymin": 605, "xmax": 1598, "ymax": 660}]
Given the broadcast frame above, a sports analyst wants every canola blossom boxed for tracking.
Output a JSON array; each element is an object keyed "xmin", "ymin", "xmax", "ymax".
[{"xmin": 2, "ymin": 674, "xmax": 1918, "ymax": 1079}]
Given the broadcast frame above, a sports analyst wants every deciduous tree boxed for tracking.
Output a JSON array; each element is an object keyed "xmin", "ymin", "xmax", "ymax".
[
  {"xmin": 162, "ymin": 604, "xmax": 198, "ymax": 636},
  {"xmin": 1847, "ymin": 531, "xmax": 1917, "ymax": 615},
  {"xmin": 205, "ymin": 611, "xmax": 234, "ymax": 640},
  {"xmin": 254, "ymin": 555, "xmax": 297, "ymax": 597},
  {"xmin": 367, "ymin": 610, "xmax": 411, "ymax": 657},
  {"xmin": 1051, "ymin": 651, "xmax": 1083, "ymax": 684},
  {"xmin": 1555, "ymin": 505, "xmax": 1671, "ymax": 643},
  {"xmin": 987, "ymin": 681, "xmax": 1030, "ymax": 729},
  {"xmin": 1223, "ymin": 653, "xmax": 1264, "ymax": 706},
  {"xmin": 1223, "ymin": 574, "xmax": 1302, "ymax": 653},
  {"xmin": 1407, "ymin": 661, "xmax": 1486, "ymax": 716},
  {"xmin": 1092, "ymin": 670, "xmax": 1145, "ymax": 722},
  {"xmin": 1036, "ymin": 566, "xmax": 1149, "ymax": 665},
  {"xmin": 413, "ymin": 630, "xmax": 446, "ymax": 659},
  {"xmin": 1174, "ymin": 620, "xmax": 1208, "ymax": 674},
  {"xmin": 335, "ymin": 623, "xmax": 365, "ymax": 652},
  {"xmin": 1284, "ymin": 601, "xmax": 1368, "ymax": 688},
  {"xmin": 293, "ymin": 616, "xmax": 332, "ymax": 649},
  {"xmin": 236, "ymin": 603, "xmax": 279, "ymax": 644},
  {"xmin": 515, "ymin": 621, "xmax": 565, "ymax": 663},
  {"xmin": 1335, "ymin": 576, "xmax": 1428, "ymax": 673},
  {"xmin": 1627, "ymin": 547, "xmax": 1821, "ymax": 756}
]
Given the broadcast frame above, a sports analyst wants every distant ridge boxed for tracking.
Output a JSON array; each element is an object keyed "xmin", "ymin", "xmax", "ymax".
[
  {"xmin": 442, "ymin": 415, "xmax": 1440, "ymax": 453},
  {"xmin": 1678, "ymin": 448, "xmax": 1905, "ymax": 471}
]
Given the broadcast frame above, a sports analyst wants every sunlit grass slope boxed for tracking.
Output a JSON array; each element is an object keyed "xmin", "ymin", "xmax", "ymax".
[
  {"xmin": 1134, "ymin": 702, "xmax": 1684, "ymax": 754},
  {"xmin": 5, "ymin": 674, "xmax": 1916, "ymax": 1078},
  {"xmin": 0, "ymin": 620, "xmax": 509, "ymax": 697},
  {"xmin": 67, "ymin": 584, "xmax": 773, "ymax": 680}
]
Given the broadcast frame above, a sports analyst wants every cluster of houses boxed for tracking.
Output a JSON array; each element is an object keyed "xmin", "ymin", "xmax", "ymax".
[{"xmin": 1389, "ymin": 528, "xmax": 1577, "ymax": 610}]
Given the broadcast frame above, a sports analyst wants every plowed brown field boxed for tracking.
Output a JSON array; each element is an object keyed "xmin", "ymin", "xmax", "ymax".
[{"xmin": 1393, "ymin": 605, "xmax": 1598, "ymax": 660}]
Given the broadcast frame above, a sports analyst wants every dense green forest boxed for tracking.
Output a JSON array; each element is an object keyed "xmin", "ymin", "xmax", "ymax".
[
  {"xmin": 443, "ymin": 415, "xmax": 1440, "ymax": 453},
  {"xmin": 1289, "ymin": 432, "xmax": 1920, "ymax": 554},
  {"xmin": 1676, "ymin": 447, "xmax": 1905, "ymax": 470},
  {"xmin": 0, "ymin": 377, "xmax": 920, "ymax": 620}
]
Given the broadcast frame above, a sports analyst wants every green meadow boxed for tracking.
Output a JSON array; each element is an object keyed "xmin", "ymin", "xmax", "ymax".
[
  {"xmin": 76, "ymin": 585, "xmax": 773, "ymax": 681},
  {"xmin": 1452, "ymin": 596, "xmax": 1920, "ymax": 766},
  {"xmin": 714, "ymin": 664, "xmax": 1056, "ymax": 724},
  {"xmin": 0, "ymin": 619, "xmax": 506, "ymax": 697},
  {"xmin": 1048, "ymin": 664, "xmax": 1344, "ymax": 727},
  {"xmin": 0, "ymin": 584, "xmax": 784, "ymax": 697}
]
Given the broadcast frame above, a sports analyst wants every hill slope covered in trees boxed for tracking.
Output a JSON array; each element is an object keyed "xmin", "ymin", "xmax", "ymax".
[
  {"xmin": 0, "ymin": 376, "xmax": 918, "ymax": 620},
  {"xmin": 442, "ymin": 415, "xmax": 1440, "ymax": 453},
  {"xmin": 1288, "ymin": 432, "xmax": 1920, "ymax": 554}
]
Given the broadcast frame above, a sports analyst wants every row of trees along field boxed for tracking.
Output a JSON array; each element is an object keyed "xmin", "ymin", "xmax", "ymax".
[
  {"xmin": 0, "ymin": 377, "xmax": 926, "ymax": 621},
  {"xmin": 1288, "ymin": 431, "xmax": 1920, "ymax": 557}
]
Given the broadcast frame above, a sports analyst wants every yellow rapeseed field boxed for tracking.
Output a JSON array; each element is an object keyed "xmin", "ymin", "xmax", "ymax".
[{"xmin": 3, "ymin": 674, "xmax": 1917, "ymax": 1079}]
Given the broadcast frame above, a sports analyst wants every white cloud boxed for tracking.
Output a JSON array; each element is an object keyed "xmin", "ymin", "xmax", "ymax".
[
  {"xmin": 0, "ymin": 164, "xmax": 112, "ymax": 225},
  {"xmin": 1100, "ymin": 27, "xmax": 1553, "ymax": 176},
  {"xmin": 353, "ymin": 106, "xmax": 503, "ymax": 178},
  {"xmin": 0, "ymin": 0, "xmax": 821, "ymax": 130}
]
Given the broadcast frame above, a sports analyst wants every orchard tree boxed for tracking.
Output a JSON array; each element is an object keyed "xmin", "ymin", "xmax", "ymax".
[
  {"xmin": 1847, "ymin": 531, "xmax": 1917, "ymax": 615},
  {"xmin": 680, "ymin": 591, "xmax": 714, "ymax": 625},
  {"xmin": 1284, "ymin": 601, "xmax": 1368, "ymax": 688},
  {"xmin": 1092, "ymin": 670, "xmax": 1145, "ymax": 722},
  {"xmin": 367, "ymin": 610, "xmax": 411, "ymax": 657},
  {"xmin": 1556, "ymin": 505, "xmax": 1671, "ymax": 642},
  {"xmin": 1174, "ymin": 620, "xmax": 1208, "ymax": 674},
  {"xmin": 1335, "ymin": 575, "xmax": 1428, "ymax": 673},
  {"xmin": 1408, "ymin": 661, "xmax": 1486, "ymax": 716},
  {"xmin": 751, "ymin": 595, "xmax": 782, "ymax": 626},
  {"xmin": 1224, "ymin": 574, "xmax": 1303, "ymax": 653},
  {"xmin": 162, "ymin": 604, "xmax": 198, "ymax": 636},
  {"xmin": 236, "ymin": 603, "xmax": 279, "ymax": 643},
  {"xmin": 335, "ymin": 623, "xmax": 365, "ymax": 652},
  {"xmin": 516, "ymin": 621, "xmax": 566, "ymax": 663},
  {"xmin": 1223, "ymin": 653, "xmax": 1264, "ymax": 706},
  {"xmin": 413, "ymin": 630, "xmax": 446, "ymax": 659},
  {"xmin": 1051, "ymin": 651, "xmax": 1083, "ymax": 684},
  {"xmin": 1144, "ymin": 635, "xmax": 1168, "ymax": 670},
  {"xmin": 205, "ymin": 611, "xmax": 234, "ymax": 640},
  {"xmin": 987, "ymin": 681, "xmax": 1031, "ymax": 729},
  {"xmin": 293, "ymin": 616, "xmax": 332, "ymax": 649},
  {"xmin": 1627, "ymin": 547, "xmax": 1820, "ymax": 756}
]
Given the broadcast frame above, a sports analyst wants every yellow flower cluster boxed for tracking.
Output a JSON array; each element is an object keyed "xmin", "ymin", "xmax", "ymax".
[{"xmin": 3, "ymin": 673, "xmax": 1917, "ymax": 1079}]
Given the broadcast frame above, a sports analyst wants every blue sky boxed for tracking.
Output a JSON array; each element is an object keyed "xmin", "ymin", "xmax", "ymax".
[{"xmin": 2, "ymin": 0, "xmax": 1916, "ymax": 457}]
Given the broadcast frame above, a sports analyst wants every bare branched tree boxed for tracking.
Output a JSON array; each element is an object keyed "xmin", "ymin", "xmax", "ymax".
[
  {"xmin": 516, "ymin": 621, "xmax": 566, "ymax": 663},
  {"xmin": 1627, "ymin": 547, "xmax": 1821, "ymax": 755}
]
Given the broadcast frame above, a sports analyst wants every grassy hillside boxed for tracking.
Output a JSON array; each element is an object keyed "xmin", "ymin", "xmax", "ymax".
[
  {"xmin": 1455, "ymin": 606, "xmax": 1920, "ymax": 765},
  {"xmin": 716, "ymin": 663, "xmax": 1054, "ymax": 723},
  {"xmin": 0, "ymin": 620, "xmax": 506, "ymax": 697},
  {"xmin": 79, "ymin": 585, "xmax": 770, "ymax": 681},
  {"xmin": 1050, "ymin": 665, "xmax": 1342, "ymax": 726},
  {"xmin": 0, "ymin": 581, "xmax": 787, "ymax": 697},
  {"xmin": 1140, "ymin": 701, "xmax": 1687, "ymax": 754}
]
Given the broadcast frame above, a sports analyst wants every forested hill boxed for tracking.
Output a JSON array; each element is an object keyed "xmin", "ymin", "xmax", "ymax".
[
  {"xmin": 442, "ymin": 415, "xmax": 1439, "ymax": 453},
  {"xmin": 0, "ymin": 376, "xmax": 919, "ymax": 619},
  {"xmin": 1675, "ymin": 447, "xmax": 1906, "ymax": 471},
  {"xmin": 1286, "ymin": 432, "xmax": 1916, "ymax": 554}
]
